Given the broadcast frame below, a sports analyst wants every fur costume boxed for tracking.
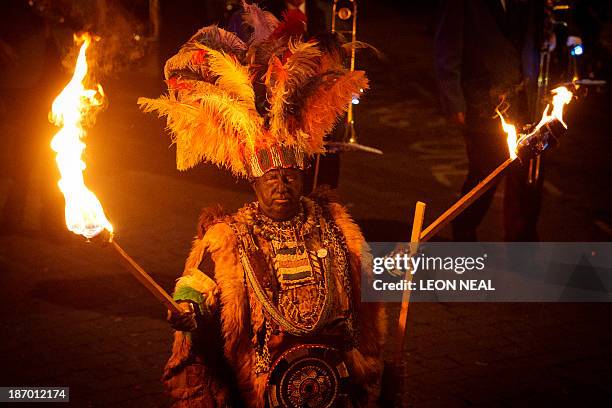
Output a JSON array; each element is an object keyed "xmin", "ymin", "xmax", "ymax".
[{"xmin": 164, "ymin": 193, "xmax": 386, "ymax": 407}]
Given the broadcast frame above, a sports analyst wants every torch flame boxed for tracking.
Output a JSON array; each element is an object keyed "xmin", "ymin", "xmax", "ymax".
[
  {"xmin": 498, "ymin": 86, "xmax": 573, "ymax": 159},
  {"xmin": 527, "ymin": 86, "xmax": 573, "ymax": 137},
  {"xmin": 497, "ymin": 110, "xmax": 519, "ymax": 160},
  {"xmin": 49, "ymin": 34, "xmax": 113, "ymax": 239}
]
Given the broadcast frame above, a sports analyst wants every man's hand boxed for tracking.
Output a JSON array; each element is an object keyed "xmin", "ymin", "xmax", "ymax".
[{"xmin": 167, "ymin": 301, "xmax": 198, "ymax": 332}]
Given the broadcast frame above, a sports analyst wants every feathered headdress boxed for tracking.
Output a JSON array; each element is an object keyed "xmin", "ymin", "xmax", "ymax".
[{"xmin": 138, "ymin": 1, "xmax": 368, "ymax": 178}]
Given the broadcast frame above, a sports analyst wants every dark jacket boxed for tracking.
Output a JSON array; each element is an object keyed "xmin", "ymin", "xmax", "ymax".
[{"xmin": 434, "ymin": 0, "xmax": 542, "ymax": 122}]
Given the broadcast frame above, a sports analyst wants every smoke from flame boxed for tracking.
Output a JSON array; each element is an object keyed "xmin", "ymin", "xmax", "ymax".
[
  {"xmin": 49, "ymin": 33, "xmax": 112, "ymax": 239},
  {"xmin": 498, "ymin": 86, "xmax": 573, "ymax": 160}
]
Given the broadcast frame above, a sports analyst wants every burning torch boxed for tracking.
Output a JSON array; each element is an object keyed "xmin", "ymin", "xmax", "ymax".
[
  {"xmin": 49, "ymin": 33, "xmax": 181, "ymax": 314},
  {"xmin": 421, "ymin": 86, "xmax": 572, "ymax": 243},
  {"xmin": 396, "ymin": 85, "xmax": 574, "ymax": 352}
]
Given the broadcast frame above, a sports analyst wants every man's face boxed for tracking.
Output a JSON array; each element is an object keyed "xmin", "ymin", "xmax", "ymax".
[{"xmin": 252, "ymin": 168, "xmax": 303, "ymax": 221}]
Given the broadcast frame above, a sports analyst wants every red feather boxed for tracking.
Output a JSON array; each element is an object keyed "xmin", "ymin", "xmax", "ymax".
[
  {"xmin": 166, "ymin": 78, "xmax": 192, "ymax": 91},
  {"xmin": 191, "ymin": 49, "xmax": 208, "ymax": 65},
  {"xmin": 271, "ymin": 9, "xmax": 307, "ymax": 39}
]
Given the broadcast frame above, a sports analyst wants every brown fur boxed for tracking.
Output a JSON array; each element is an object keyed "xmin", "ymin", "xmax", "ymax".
[
  {"xmin": 164, "ymin": 199, "xmax": 386, "ymax": 407},
  {"xmin": 327, "ymin": 202, "xmax": 387, "ymax": 405},
  {"xmin": 196, "ymin": 204, "xmax": 227, "ymax": 238}
]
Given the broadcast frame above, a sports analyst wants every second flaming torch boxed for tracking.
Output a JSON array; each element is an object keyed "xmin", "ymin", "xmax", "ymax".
[
  {"xmin": 398, "ymin": 86, "xmax": 574, "ymax": 353},
  {"xmin": 420, "ymin": 86, "xmax": 573, "ymax": 243},
  {"xmin": 49, "ymin": 33, "xmax": 181, "ymax": 314}
]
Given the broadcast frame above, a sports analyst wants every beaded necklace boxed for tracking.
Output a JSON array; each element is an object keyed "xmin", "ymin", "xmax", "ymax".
[{"xmin": 231, "ymin": 198, "xmax": 356, "ymax": 373}]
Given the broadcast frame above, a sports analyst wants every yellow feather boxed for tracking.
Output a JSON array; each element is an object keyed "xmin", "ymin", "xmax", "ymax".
[
  {"xmin": 285, "ymin": 39, "xmax": 322, "ymax": 91},
  {"xmin": 138, "ymin": 94, "xmax": 262, "ymax": 176},
  {"xmin": 195, "ymin": 44, "xmax": 255, "ymax": 110}
]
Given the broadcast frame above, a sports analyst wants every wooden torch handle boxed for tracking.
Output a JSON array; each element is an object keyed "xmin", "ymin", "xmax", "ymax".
[
  {"xmin": 110, "ymin": 240, "xmax": 182, "ymax": 314},
  {"xmin": 397, "ymin": 201, "xmax": 427, "ymax": 354},
  {"xmin": 420, "ymin": 158, "xmax": 514, "ymax": 242}
]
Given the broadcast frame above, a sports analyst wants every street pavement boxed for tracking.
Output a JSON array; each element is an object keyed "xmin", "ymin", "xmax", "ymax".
[{"xmin": 1, "ymin": 3, "xmax": 611, "ymax": 407}]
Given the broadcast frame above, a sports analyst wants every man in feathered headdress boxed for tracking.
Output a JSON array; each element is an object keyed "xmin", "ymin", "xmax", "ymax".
[{"xmin": 139, "ymin": 3, "xmax": 385, "ymax": 407}]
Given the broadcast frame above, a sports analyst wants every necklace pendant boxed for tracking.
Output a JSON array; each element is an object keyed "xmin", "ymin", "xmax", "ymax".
[{"xmin": 317, "ymin": 248, "xmax": 328, "ymax": 258}]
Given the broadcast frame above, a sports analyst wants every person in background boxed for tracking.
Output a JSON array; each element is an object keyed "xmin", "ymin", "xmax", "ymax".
[{"xmin": 434, "ymin": 0, "xmax": 581, "ymax": 241}]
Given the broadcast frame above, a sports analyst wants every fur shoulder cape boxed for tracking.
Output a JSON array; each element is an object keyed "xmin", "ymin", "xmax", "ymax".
[{"xmin": 164, "ymin": 194, "xmax": 386, "ymax": 407}]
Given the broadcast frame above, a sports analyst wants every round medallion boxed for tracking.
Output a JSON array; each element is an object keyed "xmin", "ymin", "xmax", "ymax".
[
  {"xmin": 266, "ymin": 344, "xmax": 350, "ymax": 408},
  {"xmin": 317, "ymin": 248, "xmax": 328, "ymax": 259}
]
